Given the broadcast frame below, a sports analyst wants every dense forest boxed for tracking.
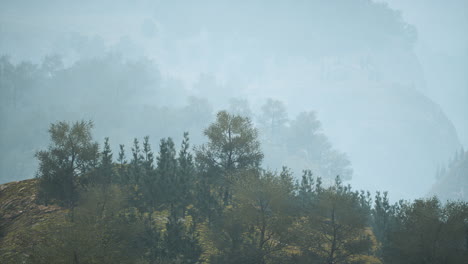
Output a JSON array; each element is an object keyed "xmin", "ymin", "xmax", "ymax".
[{"xmin": 1, "ymin": 117, "xmax": 465, "ymax": 263}]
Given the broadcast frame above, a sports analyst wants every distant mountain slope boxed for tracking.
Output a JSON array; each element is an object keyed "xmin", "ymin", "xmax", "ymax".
[
  {"xmin": 293, "ymin": 83, "xmax": 461, "ymax": 200},
  {"xmin": 428, "ymin": 150, "xmax": 468, "ymax": 201}
]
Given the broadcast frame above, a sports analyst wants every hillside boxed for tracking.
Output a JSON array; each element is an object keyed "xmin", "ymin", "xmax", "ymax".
[
  {"xmin": 1, "ymin": 115, "xmax": 467, "ymax": 263},
  {"xmin": 429, "ymin": 150, "xmax": 468, "ymax": 202},
  {"xmin": 0, "ymin": 179, "xmax": 67, "ymax": 263}
]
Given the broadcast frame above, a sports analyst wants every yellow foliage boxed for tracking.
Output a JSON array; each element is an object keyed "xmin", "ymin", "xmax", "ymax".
[{"xmin": 195, "ymin": 220, "xmax": 219, "ymax": 264}]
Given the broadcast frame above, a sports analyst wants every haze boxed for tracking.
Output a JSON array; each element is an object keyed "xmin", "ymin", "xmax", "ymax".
[{"xmin": 1, "ymin": 0, "xmax": 467, "ymax": 201}]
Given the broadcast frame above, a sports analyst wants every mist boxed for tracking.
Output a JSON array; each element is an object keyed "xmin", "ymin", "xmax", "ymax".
[{"xmin": 1, "ymin": 0, "xmax": 467, "ymax": 201}]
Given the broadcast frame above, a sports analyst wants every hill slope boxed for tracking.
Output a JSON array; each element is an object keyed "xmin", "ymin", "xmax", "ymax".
[
  {"xmin": 429, "ymin": 150, "xmax": 468, "ymax": 201},
  {"xmin": 0, "ymin": 179, "xmax": 66, "ymax": 263}
]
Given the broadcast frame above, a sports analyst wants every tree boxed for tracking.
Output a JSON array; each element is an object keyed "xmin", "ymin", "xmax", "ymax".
[
  {"xmin": 383, "ymin": 198, "xmax": 468, "ymax": 264},
  {"xmin": 36, "ymin": 120, "xmax": 99, "ymax": 207},
  {"xmin": 164, "ymin": 206, "xmax": 202, "ymax": 264},
  {"xmin": 258, "ymin": 98, "xmax": 288, "ymax": 138},
  {"xmin": 88, "ymin": 137, "xmax": 116, "ymax": 216},
  {"xmin": 156, "ymin": 137, "xmax": 178, "ymax": 207},
  {"xmin": 92, "ymin": 137, "xmax": 114, "ymax": 186},
  {"xmin": 116, "ymin": 144, "xmax": 127, "ymax": 184},
  {"xmin": 297, "ymin": 170, "xmax": 315, "ymax": 210},
  {"xmin": 287, "ymin": 111, "xmax": 323, "ymax": 157},
  {"xmin": 32, "ymin": 186, "xmax": 145, "ymax": 264},
  {"xmin": 196, "ymin": 111, "xmax": 263, "ymax": 205},
  {"xmin": 208, "ymin": 170, "xmax": 296, "ymax": 264},
  {"xmin": 177, "ymin": 132, "xmax": 196, "ymax": 216},
  {"xmin": 286, "ymin": 111, "xmax": 353, "ymax": 181},
  {"xmin": 196, "ymin": 110, "xmax": 263, "ymax": 176},
  {"xmin": 294, "ymin": 177, "xmax": 372, "ymax": 264},
  {"xmin": 135, "ymin": 136, "xmax": 158, "ymax": 211},
  {"xmin": 371, "ymin": 191, "xmax": 394, "ymax": 258},
  {"xmin": 237, "ymin": 171, "xmax": 295, "ymax": 263}
]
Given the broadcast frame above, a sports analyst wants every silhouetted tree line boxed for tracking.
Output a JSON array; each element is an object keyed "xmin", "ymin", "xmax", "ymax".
[{"xmin": 33, "ymin": 112, "xmax": 468, "ymax": 264}]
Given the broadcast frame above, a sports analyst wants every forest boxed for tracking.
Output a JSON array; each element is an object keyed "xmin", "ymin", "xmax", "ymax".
[
  {"xmin": 3, "ymin": 117, "xmax": 463, "ymax": 264},
  {"xmin": 1, "ymin": 0, "xmax": 467, "ymax": 263}
]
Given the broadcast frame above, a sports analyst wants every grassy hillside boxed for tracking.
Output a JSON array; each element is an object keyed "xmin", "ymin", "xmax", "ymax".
[{"xmin": 0, "ymin": 179, "xmax": 67, "ymax": 263}]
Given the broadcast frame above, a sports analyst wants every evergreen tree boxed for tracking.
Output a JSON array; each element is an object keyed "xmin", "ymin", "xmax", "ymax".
[
  {"xmin": 157, "ymin": 137, "xmax": 178, "ymax": 207},
  {"xmin": 197, "ymin": 111, "xmax": 263, "ymax": 173},
  {"xmin": 138, "ymin": 136, "xmax": 157, "ymax": 211},
  {"xmin": 298, "ymin": 169, "xmax": 314, "ymax": 210},
  {"xmin": 93, "ymin": 137, "xmax": 114, "ymax": 186},
  {"xmin": 196, "ymin": 111, "xmax": 263, "ymax": 205},
  {"xmin": 116, "ymin": 144, "xmax": 127, "ymax": 184},
  {"xmin": 142, "ymin": 136, "xmax": 155, "ymax": 172},
  {"xmin": 383, "ymin": 198, "xmax": 468, "ymax": 264},
  {"xmin": 372, "ymin": 191, "xmax": 393, "ymax": 257},
  {"xmin": 177, "ymin": 132, "xmax": 195, "ymax": 216},
  {"xmin": 128, "ymin": 138, "xmax": 144, "ymax": 185}
]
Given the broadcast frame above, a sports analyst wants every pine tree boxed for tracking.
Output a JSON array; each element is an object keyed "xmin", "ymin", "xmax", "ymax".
[
  {"xmin": 372, "ymin": 191, "xmax": 393, "ymax": 257},
  {"xmin": 129, "ymin": 138, "xmax": 143, "ymax": 184},
  {"xmin": 93, "ymin": 137, "xmax": 113, "ymax": 186},
  {"xmin": 298, "ymin": 169, "xmax": 314, "ymax": 209},
  {"xmin": 196, "ymin": 111, "xmax": 263, "ymax": 175},
  {"xmin": 117, "ymin": 144, "xmax": 127, "ymax": 184},
  {"xmin": 139, "ymin": 136, "xmax": 157, "ymax": 211},
  {"xmin": 142, "ymin": 136, "xmax": 154, "ymax": 172},
  {"xmin": 157, "ymin": 138, "xmax": 178, "ymax": 207},
  {"xmin": 196, "ymin": 111, "xmax": 263, "ymax": 205},
  {"xmin": 177, "ymin": 132, "xmax": 195, "ymax": 216}
]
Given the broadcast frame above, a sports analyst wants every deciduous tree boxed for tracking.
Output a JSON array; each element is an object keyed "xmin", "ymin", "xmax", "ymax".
[{"xmin": 36, "ymin": 120, "xmax": 99, "ymax": 207}]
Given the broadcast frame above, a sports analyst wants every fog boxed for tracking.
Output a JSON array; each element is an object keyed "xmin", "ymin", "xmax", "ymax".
[{"xmin": 1, "ymin": 0, "xmax": 466, "ymax": 201}]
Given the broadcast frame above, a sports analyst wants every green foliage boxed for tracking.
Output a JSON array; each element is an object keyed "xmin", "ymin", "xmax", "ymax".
[
  {"xmin": 91, "ymin": 137, "xmax": 114, "ymax": 186},
  {"xmin": 9, "ymin": 117, "xmax": 466, "ymax": 264},
  {"xmin": 116, "ymin": 144, "xmax": 128, "ymax": 184},
  {"xmin": 164, "ymin": 206, "xmax": 202, "ymax": 263},
  {"xmin": 381, "ymin": 198, "xmax": 468, "ymax": 264},
  {"xmin": 196, "ymin": 110, "xmax": 263, "ymax": 175},
  {"xmin": 293, "ymin": 177, "xmax": 373, "ymax": 264},
  {"xmin": 31, "ymin": 186, "xmax": 145, "ymax": 264},
  {"xmin": 196, "ymin": 111, "xmax": 263, "ymax": 207},
  {"xmin": 128, "ymin": 138, "xmax": 144, "ymax": 185},
  {"xmin": 157, "ymin": 137, "xmax": 178, "ymax": 207},
  {"xmin": 35, "ymin": 120, "xmax": 99, "ymax": 207},
  {"xmin": 177, "ymin": 132, "xmax": 196, "ymax": 216}
]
